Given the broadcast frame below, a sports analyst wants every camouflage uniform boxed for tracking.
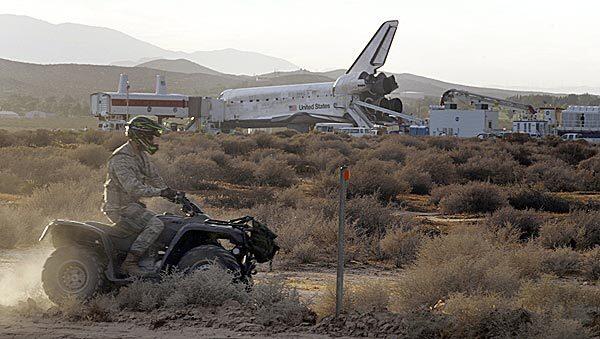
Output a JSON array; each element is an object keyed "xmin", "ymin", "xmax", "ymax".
[{"xmin": 103, "ymin": 141, "xmax": 167, "ymax": 255}]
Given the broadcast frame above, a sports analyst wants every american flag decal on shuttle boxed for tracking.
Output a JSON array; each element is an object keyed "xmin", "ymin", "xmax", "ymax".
[{"xmin": 289, "ymin": 105, "xmax": 297, "ymax": 112}]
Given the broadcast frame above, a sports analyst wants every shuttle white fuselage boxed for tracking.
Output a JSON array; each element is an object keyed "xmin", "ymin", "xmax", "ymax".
[{"xmin": 218, "ymin": 82, "xmax": 349, "ymax": 127}]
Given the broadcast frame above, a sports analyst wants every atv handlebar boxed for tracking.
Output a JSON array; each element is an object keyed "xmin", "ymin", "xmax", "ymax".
[{"xmin": 172, "ymin": 191, "xmax": 204, "ymax": 216}]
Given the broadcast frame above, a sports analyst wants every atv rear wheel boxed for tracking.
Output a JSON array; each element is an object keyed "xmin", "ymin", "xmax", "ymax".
[
  {"xmin": 178, "ymin": 245, "xmax": 240, "ymax": 275},
  {"xmin": 42, "ymin": 246, "xmax": 107, "ymax": 304}
]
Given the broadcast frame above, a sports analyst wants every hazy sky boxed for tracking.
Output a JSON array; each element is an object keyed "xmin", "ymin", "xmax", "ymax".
[{"xmin": 2, "ymin": 0, "xmax": 599, "ymax": 92}]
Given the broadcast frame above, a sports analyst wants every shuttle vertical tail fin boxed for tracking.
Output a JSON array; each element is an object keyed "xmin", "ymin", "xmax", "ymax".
[{"xmin": 346, "ymin": 20, "xmax": 398, "ymax": 75}]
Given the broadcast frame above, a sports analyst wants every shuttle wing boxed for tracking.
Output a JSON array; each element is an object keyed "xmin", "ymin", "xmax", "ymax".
[{"xmin": 346, "ymin": 20, "xmax": 398, "ymax": 75}]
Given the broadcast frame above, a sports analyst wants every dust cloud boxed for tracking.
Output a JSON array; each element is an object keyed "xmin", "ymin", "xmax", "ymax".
[{"xmin": 0, "ymin": 247, "xmax": 52, "ymax": 306}]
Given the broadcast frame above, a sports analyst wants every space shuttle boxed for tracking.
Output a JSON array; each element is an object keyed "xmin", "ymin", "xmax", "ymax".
[
  {"xmin": 91, "ymin": 21, "xmax": 423, "ymax": 132},
  {"xmin": 211, "ymin": 20, "xmax": 422, "ymax": 131}
]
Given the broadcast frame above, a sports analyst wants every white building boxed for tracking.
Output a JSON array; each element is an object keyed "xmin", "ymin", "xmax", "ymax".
[
  {"xmin": 512, "ymin": 120, "xmax": 549, "ymax": 137},
  {"xmin": 25, "ymin": 111, "xmax": 57, "ymax": 118},
  {"xmin": 560, "ymin": 106, "xmax": 600, "ymax": 131},
  {"xmin": 0, "ymin": 111, "xmax": 20, "ymax": 118},
  {"xmin": 429, "ymin": 104, "xmax": 499, "ymax": 137}
]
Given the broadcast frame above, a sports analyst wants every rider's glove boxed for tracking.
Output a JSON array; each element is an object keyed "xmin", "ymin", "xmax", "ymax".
[{"xmin": 160, "ymin": 188, "xmax": 178, "ymax": 201}]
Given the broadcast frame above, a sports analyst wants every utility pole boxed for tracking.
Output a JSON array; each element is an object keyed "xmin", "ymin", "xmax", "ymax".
[{"xmin": 336, "ymin": 166, "xmax": 350, "ymax": 317}]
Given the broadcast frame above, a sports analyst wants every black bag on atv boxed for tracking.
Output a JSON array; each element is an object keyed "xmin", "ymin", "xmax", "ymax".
[
  {"xmin": 246, "ymin": 219, "xmax": 279, "ymax": 263},
  {"xmin": 203, "ymin": 216, "xmax": 279, "ymax": 263}
]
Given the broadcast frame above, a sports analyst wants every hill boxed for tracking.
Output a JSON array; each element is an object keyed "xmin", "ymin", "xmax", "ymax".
[
  {"xmin": 136, "ymin": 59, "xmax": 223, "ymax": 76},
  {"xmin": 0, "ymin": 14, "xmax": 299, "ymax": 75},
  {"xmin": 0, "ymin": 58, "xmax": 329, "ymax": 102},
  {"xmin": 0, "ymin": 58, "xmax": 564, "ymax": 109}
]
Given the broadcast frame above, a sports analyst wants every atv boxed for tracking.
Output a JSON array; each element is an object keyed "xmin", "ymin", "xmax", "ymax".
[{"xmin": 38, "ymin": 192, "xmax": 278, "ymax": 304}]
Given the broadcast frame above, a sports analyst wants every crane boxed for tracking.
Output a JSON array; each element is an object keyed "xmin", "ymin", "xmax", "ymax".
[{"xmin": 440, "ymin": 89, "xmax": 537, "ymax": 116}]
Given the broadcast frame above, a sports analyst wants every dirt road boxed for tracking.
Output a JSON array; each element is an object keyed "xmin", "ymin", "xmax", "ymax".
[{"xmin": 0, "ymin": 248, "xmax": 402, "ymax": 338}]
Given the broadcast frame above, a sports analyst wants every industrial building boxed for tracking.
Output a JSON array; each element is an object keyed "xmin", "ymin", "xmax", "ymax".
[
  {"xmin": 512, "ymin": 120, "xmax": 549, "ymax": 137},
  {"xmin": 429, "ymin": 103, "xmax": 499, "ymax": 137},
  {"xmin": 558, "ymin": 106, "xmax": 600, "ymax": 137}
]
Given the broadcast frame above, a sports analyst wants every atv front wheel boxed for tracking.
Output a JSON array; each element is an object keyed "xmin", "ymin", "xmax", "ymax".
[
  {"xmin": 42, "ymin": 246, "xmax": 107, "ymax": 304},
  {"xmin": 178, "ymin": 245, "xmax": 240, "ymax": 275}
]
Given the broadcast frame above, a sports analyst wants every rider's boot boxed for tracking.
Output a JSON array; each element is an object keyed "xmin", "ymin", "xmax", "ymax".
[{"xmin": 122, "ymin": 252, "xmax": 154, "ymax": 277}]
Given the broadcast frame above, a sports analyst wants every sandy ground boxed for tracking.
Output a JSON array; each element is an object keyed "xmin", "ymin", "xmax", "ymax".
[{"xmin": 0, "ymin": 247, "xmax": 402, "ymax": 338}]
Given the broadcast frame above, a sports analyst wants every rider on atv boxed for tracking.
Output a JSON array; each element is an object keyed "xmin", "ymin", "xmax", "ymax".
[{"xmin": 102, "ymin": 116, "xmax": 177, "ymax": 276}]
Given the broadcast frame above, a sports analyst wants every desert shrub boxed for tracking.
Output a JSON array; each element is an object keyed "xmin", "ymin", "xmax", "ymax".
[
  {"xmin": 0, "ymin": 208, "xmax": 19, "ymax": 248},
  {"xmin": 348, "ymin": 159, "xmax": 409, "ymax": 201},
  {"xmin": 80, "ymin": 129, "xmax": 107, "ymax": 145},
  {"xmin": 101, "ymin": 133, "xmax": 127, "ymax": 151},
  {"xmin": 313, "ymin": 281, "xmax": 391, "ymax": 318},
  {"xmin": 484, "ymin": 207, "xmax": 544, "ymax": 241},
  {"xmin": 369, "ymin": 138, "xmax": 408, "ymax": 163},
  {"xmin": 0, "ymin": 205, "xmax": 46, "ymax": 248},
  {"xmin": 572, "ymin": 211, "xmax": 600, "ymax": 250},
  {"xmin": 0, "ymin": 148, "xmax": 92, "ymax": 188},
  {"xmin": 251, "ymin": 277, "xmax": 315, "ymax": 326},
  {"xmin": 198, "ymin": 149, "xmax": 231, "ymax": 168},
  {"xmin": 525, "ymin": 159, "xmax": 582, "ymax": 192},
  {"xmin": 58, "ymin": 295, "xmax": 117, "ymax": 322},
  {"xmin": 458, "ymin": 153, "xmax": 522, "ymax": 184},
  {"xmin": 306, "ymin": 136, "xmax": 352, "ymax": 156},
  {"xmin": 508, "ymin": 186, "xmax": 570, "ymax": 213},
  {"xmin": 526, "ymin": 316, "xmax": 591, "ymax": 339},
  {"xmin": 162, "ymin": 154, "xmax": 224, "ymax": 190},
  {"xmin": 396, "ymin": 165, "xmax": 433, "ymax": 195},
  {"xmin": 518, "ymin": 277, "xmax": 600, "ymax": 320},
  {"xmin": 541, "ymin": 247, "xmax": 582, "ymax": 277},
  {"xmin": 505, "ymin": 244, "xmax": 546, "ymax": 279},
  {"xmin": 409, "ymin": 151, "xmax": 458, "ymax": 185},
  {"xmin": 397, "ymin": 231, "xmax": 520, "ymax": 310},
  {"xmin": 427, "ymin": 136, "xmax": 460, "ymax": 151},
  {"xmin": 291, "ymin": 242, "xmax": 320, "ymax": 264},
  {"xmin": 582, "ymin": 247, "xmax": 600, "ymax": 281},
  {"xmin": 251, "ymin": 204, "xmax": 359, "ymax": 260},
  {"xmin": 555, "ymin": 142, "xmax": 597, "ymax": 165},
  {"xmin": 116, "ymin": 267, "xmax": 249, "ymax": 311},
  {"xmin": 0, "ymin": 170, "xmax": 24, "ymax": 194},
  {"xmin": 274, "ymin": 186, "xmax": 306, "ymax": 208},
  {"xmin": 540, "ymin": 211, "xmax": 600, "ymax": 250},
  {"xmin": 434, "ymin": 182, "xmax": 507, "ymax": 214},
  {"xmin": 0, "ymin": 130, "xmax": 15, "ymax": 147},
  {"xmin": 346, "ymin": 194, "xmax": 396, "ymax": 236},
  {"xmin": 20, "ymin": 176, "xmax": 104, "ymax": 222},
  {"xmin": 12, "ymin": 129, "xmax": 53, "ymax": 147},
  {"xmin": 225, "ymin": 160, "xmax": 257, "ymax": 185},
  {"xmin": 504, "ymin": 144, "xmax": 534, "ymax": 166},
  {"xmin": 220, "ymin": 136, "xmax": 257, "ymax": 155},
  {"xmin": 310, "ymin": 172, "xmax": 340, "ymax": 198},
  {"xmin": 251, "ymin": 132, "xmax": 280, "ymax": 149},
  {"xmin": 70, "ymin": 144, "xmax": 110, "ymax": 168},
  {"xmin": 279, "ymin": 134, "xmax": 306, "ymax": 154},
  {"xmin": 204, "ymin": 187, "xmax": 273, "ymax": 209},
  {"xmin": 247, "ymin": 148, "xmax": 286, "ymax": 163},
  {"xmin": 380, "ymin": 228, "xmax": 422, "ymax": 267},
  {"xmin": 448, "ymin": 146, "xmax": 477, "ymax": 165},
  {"xmin": 444, "ymin": 293, "xmax": 532, "ymax": 339},
  {"xmin": 254, "ymin": 158, "xmax": 296, "ymax": 187},
  {"xmin": 304, "ymin": 148, "xmax": 346, "ymax": 173},
  {"xmin": 539, "ymin": 219, "xmax": 579, "ymax": 249}
]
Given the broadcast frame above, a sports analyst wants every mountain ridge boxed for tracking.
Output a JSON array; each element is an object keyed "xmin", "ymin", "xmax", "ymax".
[
  {"xmin": 0, "ymin": 14, "xmax": 298, "ymax": 75},
  {"xmin": 0, "ymin": 58, "xmax": 559, "ymax": 103}
]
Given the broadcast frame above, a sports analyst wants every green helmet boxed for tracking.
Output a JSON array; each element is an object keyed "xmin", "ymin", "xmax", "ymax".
[{"xmin": 125, "ymin": 116, "xmax": 163, "ymax": 154}]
